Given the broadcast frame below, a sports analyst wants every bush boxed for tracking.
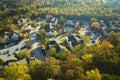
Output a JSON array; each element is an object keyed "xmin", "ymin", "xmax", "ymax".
[
  {"xmin": 0, "ymin": 58, "xmax": 4, "ymax": 65},
  {"xmin": 15, "ymin": 50, "xmax": 30, "ymax": 60},
  {"xmin": 102, "ymin": 74, "xmax": 120, "ymax": 80},
  {"xmin": 102, "ymin": 74, "xmax": 112, "ymax": 80}
]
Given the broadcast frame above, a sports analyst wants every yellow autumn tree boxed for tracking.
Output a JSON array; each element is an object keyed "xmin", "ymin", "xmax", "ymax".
[
  {"xmin": 3, "ymin": 63, "xmax": 31, "ymax": 80},
  {"xmin": 86, "ymin": 68, "xmax": 101, "ymax": 80}
]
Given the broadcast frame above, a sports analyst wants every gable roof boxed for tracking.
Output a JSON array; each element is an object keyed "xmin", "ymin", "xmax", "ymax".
[
  {"xmin": 43, "ymin": 24, "xmax": 55, "ymax": 32},
  {"xmin": 67, "ymin": 34, "xmax": 77, "ymax": 42},
  {"xmin": 70, "ymin": 41, "xmax": 79, "ymax": 47},
  {"xmin": 49, "ymin": 40, "xmax": 57, "ymax": 45}
]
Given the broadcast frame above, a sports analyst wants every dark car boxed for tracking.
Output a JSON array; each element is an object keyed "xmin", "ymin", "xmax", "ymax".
[
  {"xmin": 12, "ymin": 52, "xmax": 16, "ymax": 55},
  {"xmin": 6, "ymin": 50, "xmax": 9, "ymax": 54},
  {"xmin": 15, "ymin": 48, "xmax": 18, "ymax": 51}
]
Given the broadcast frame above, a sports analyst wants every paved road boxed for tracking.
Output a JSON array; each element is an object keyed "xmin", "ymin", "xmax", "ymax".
[
  {"xmin": 0, "ymin": 41, "xmax": 26, "ymax": 61},
  {"xmin": 27, "ymin": 25, "xmax": 47, "ymax": 60},
  {"xmin": 0, "ymin": 23, "xmax": 46, "ymax": 61}
]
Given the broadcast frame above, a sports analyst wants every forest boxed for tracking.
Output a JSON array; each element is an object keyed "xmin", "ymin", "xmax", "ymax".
[
  {"xmin": 0, "ymin": 32, "xmax": 120, "ymax": 80},
  {"xmin": 0, "ymin": 0, "xmax": 120, "ymax": 80},
  {"xmin": 0, "ymin": 0, "xmax": 120, "ymax": 32}
]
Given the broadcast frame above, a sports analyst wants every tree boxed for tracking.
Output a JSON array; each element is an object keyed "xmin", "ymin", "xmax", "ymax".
[
  {"xmin": 3, "ymin": 63, "xmax": 31, "ymax": 80},
  {"xmin": 102, "ymin": 74, "xmax": 112, "ymax": 80},
  {"xmin": 26, "ymin": 44, "xmax": 32, "ymax": 50},
  {"xmin": 58, "ymin": 16, "xmax": 65, "ymax": 25},
  {"xmin": 86, "ymin": 68, "xmax": 101, "ymax": 80},
  {"xmin": 29, "ymin": 59, "xmax": 42, "ymax": 80},
  {"xmin": 91, "ymin": 17, "xmax": 97, "ymax": 23},
  {"xmin": 40, "ymin": 57, "xmax": 60, "ymax": 79},
  {"xmin": 99, "ymin": 40, "xmax": 114, "ymax": 50},
  {"xmin": 47, "ymin": 47, "xmax": 57, "ymax": 56},
  {"xmin": 0, "ymin": 27, "xmax": 3, "ymax": 33},
  {"xmin": 37, "ymin": 29, "xmax": 46, "ymax": 41},
  {"xmin": 79, "ymin": 20, "xmax": 83, "ymax": 27},
  {"xmin": 0, "ymin": 58, "xmax": 4, "ymax": 65},
  {"xmin": 38, "ymin": 29, "xmax": 49, "ymax": 47},
  {"xmin": 80, "ymin": 35, "xmax": 90, "ymax": 45},
  {"xmin": 40, "ymin": 22, "xmax": 46, "ymax": 27},
  {"xmin": 43, "ymin": 36, "xmax": 49, "ymax": 47},
  {"xmin": 47, "ymin": 47, "xmax": 69, "ymax": 60},
  {"xmin": 65, "ymin": 66, "xmax": 87, "ymax": 80},
  {"xmin": 58, "ymin": 49, "xmax": 69, "ymax": 60},
  {"xmin": 31, "ymin": 22, "xmax": 36, "ymax": 28},
  {"xmin": 102, "ymin": 74, "xmax": 120, "ymax": 80},
  {"xmin": 107, "ymin": 32, "xmax": 120, "ymax": 53},
  {"xmin": 0, "ymin": 37, "xmax": 5, "ymax": 44},
  {"xmin": 0, "ymin": 78, "xmax": 5, "ymax": 80},
  {"xmin": 73, "ymin": 67, "xmax": 86, "ymax": 80},
  {"xmin": 91, "ymin": 21, "xmax": 100, "ymax": 30},
  {"xmin": 72, "ymin": 45, "xmax": 86, "ymax": 58},
  {"xmin": 1, "ymin": 4, "xmax": 7, "ymax": 11},
  {"xmin": 65, "ymin": 69, "xmax": 74, "ymax": 80},
  {"xmin": 15, "ymin": 50, "xmax": 31, "ymax": 60},
  {"xmin": 7, "ymin": 24, "xmax": 17, "ymax": 31},
  {"xmin": 29, "ymin": 57, "xmax": 60, "ymax": 80},
  {"xmin": 82, "ymin": 54, "xmax": 93, "ymax": 70},
  {"xmin": 92, "ymin": 47, "xmax": 120, "ymax": 75},
  {"xmin": 107, "ymin": 32, "xmax": 120, "ymax": 47},
  {"xmin": 65, "ymin": 54, "xmax": 82, "ymax": 69}
]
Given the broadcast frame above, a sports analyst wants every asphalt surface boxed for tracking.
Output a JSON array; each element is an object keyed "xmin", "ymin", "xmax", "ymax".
[{"xmin": 0, "ymin": 24, "xmax": 46, "ymax": 61}]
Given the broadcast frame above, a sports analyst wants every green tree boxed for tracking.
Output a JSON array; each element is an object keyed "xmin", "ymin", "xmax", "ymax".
[
  {"xmin": 91, "ymin": 21, "xmax": 100, "ymax": 30},
  {"xmin": 58, "ymin": 16, "xmax": 65, "ymax": 25},
  {"xmin": 65, "ymin": 54, "xmax": 82, "ymax": 69},
  {"xmin": 0, "ymin": 58, "xmax": 4, "ymax": 65},
  {"xmin": 47, "ymin": 47, "xmax": 57, "ymax": 56},
  {"xmin": 80, "ymin": 35, "xmax": 90, "ymax": 45},
  {"xmin": 91, "ymin": 17, "xmax": 97, "ymax": 23},
  {"xmin": 41, "ymin": 57, "xmax": 60, "ymax": 79},
  {"xmin": 82, "ymin": 54, "xmax": 93, "ymax": 70},
  {"xmin": 15, "ymin": 50, "xmax": 30, "ymax": 60},
  {"xmin": 29, "ymin": 59, "xmax": 42, "ymax": 80},
  {"xmin": 31, "ymin": 22, "xmax": 36, "ymax": 28},
  {"xmin": 107, "ymin": 32, "xmax": 120, "ymax": 47},
  {"xmin": 40, "ymin": 22, "xmax": 46, "ymax": 27},
  {"xmin": 65, "ymin": 67, "xmax": 86, "ymax": 80},
  {"xmin": 38, "ymin": 29, "xmax": 49, "ymax": 47},
  {"xmin": 79, "ymin": 20, "xmax": 83, "ymax": 27},
  {"xmin": 29, "ymin": 57, "xmax": 60, "ymax": 80},
  {"xmin": 102, "ymin": 74, "xmax": 112, "ymax": 80}
]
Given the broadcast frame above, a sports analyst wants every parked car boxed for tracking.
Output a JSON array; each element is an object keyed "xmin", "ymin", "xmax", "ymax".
[
  {"xmin": 6, "ymin": 50, "xmax": 9, "ymax": 54},
  {"xmin": 15, "ymin": 48, "xmax": 18, "ymax": 51},
  {"xmin": 12, "ymin": 52, "xmax": 16, "ymax": 55}
]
